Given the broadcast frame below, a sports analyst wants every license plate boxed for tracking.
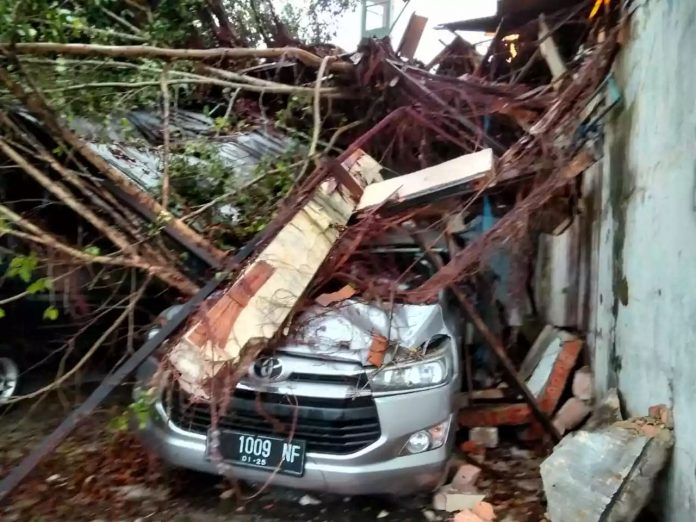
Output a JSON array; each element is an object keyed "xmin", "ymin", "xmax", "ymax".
[{"xmin": 210, "ymin": 431, "xmax": 306, "ymax": 477}]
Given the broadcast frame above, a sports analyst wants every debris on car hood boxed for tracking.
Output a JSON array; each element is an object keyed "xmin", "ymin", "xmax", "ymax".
[{"xmin": 281, "ymin": 299, "xmax": 447, "ymax": 366}]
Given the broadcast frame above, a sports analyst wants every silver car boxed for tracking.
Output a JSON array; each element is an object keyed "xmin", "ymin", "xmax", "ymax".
[{"xmin": 136, "ymin": 253, "xmax": 462, "ymax": 496}]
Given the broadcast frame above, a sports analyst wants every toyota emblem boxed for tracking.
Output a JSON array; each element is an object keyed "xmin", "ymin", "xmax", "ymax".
[{"xmin": 253, "ymin": 357, "xmax": 283, "ymax": 381}]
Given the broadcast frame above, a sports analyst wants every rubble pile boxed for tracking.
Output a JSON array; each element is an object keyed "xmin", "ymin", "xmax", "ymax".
[{"xmin": 2, "ymin": 1, "xmax": 674, "ymax": 520}]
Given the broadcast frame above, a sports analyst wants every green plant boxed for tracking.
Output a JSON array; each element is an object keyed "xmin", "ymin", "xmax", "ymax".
[
  {"xmin": 109, "ymin": 388, "xmax": 156, "ymax": 431},
  {"xmin": 6, "ymin": 252, "xmax": 39, "ymax": 283}
]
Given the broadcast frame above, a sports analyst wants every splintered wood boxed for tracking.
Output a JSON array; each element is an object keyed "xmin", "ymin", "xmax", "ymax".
[{"xmin": 169, "ymin": 150, "xmax": 383, "ymax": 396}]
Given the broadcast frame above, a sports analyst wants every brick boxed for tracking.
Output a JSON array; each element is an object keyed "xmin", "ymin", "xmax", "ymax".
[
  {"xmin": 460, "ymin": 441, "xmax": 487, "ymax": 462},
  {"xmin": 367, "ymin": 334, "xmax": 388, "ymax": 366},
  {"xmin": 572, "ymin": 366, "xmax": 593, "ymax": 401},
  {"xmin": 552, "ymin": 397, "xmax": 591, "ymax": 435},
  {"xmin": 648, "ymin": 404, "xmax": 674, "ymax": 428},
  {"xmin": 451, "ymin": 464, "xmax": 482, "ymax": 492},
  {"xmin": 454, "ymin": 509, "xmax": 486, "ymax": 522},
  {"xmin": 469, "ymin": 427, "xmax": 499, "ymax": 448},
  {"xmin": 472, "ymin": 501, "xmax": 496, "ymax": 521}
]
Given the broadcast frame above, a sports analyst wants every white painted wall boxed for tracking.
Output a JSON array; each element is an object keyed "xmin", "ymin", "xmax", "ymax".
[{"xmin": 592, "ymin": 1, "xmax": 696, "ymax": 518}]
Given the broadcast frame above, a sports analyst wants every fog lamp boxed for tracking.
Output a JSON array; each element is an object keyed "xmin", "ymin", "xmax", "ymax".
[
  {"xmin": 402, "ymin": 417, "xmax": 451, "ymax": 455},
  {"xmin": 405, "ymin": 430, "xmax": 431, "ymax": 454}
]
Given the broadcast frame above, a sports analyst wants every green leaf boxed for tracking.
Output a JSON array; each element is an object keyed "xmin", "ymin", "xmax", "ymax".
[
  {"xmin": 0, "ymin": 307, "xmax": 6, "ymax": 319},
  {"xmin": 26, "ymin": 277, "xmax": 53, "ymax": 294},
  {"xmin": 43, "ymin": 306, "xmax": 60, "ymax": 321},
  {"xmin": 7, "ymin": 252, "xmax": 38, "ymax": 282},
  {"xmin": 83, "ymin": 245, "xmax": 101, "ymax": 256}
]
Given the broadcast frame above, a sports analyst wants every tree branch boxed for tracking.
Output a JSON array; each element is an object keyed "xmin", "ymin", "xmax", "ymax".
[
  {"xmin": 4, "ymin": 276, "xmax": 152, "ymax": 403},
  {"xmin": 0, "ymin": 204, "xmax": 164, "ymax": 271},
  {"xmin": 2, "ymin": 42, "xmax": 353, "ymax": 74},
  {"xmin": 0, "ymin": 64, "xmax": 226, "ymax": 268},
  {"xmin": 160, "ymin": 66, "xmax": 171, "ymax": 210},
  {"xmin": 0, "ymin": 139, "xmax": 198, "ymax": 294}
]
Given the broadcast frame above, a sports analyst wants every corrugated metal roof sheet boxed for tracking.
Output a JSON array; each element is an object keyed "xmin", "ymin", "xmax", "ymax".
[{"xmin": 87, "ymin": 110, "xmax": 292, "ymax": 192}]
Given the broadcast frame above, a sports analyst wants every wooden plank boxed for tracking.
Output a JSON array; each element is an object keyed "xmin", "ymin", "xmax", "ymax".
[
  {"xmin": 356, "ymin": 148, "xmax": 493, "ymax": 211},
  {"xmin": 170, "ymin": 150, "xmax": 383, "ymax": 396},
  {"xmin": 538, "ymin": 15, "xmax": 567, "ymax": 89},
  {"xmin": 396, "ymin": 13, "xmax": 428, "ymax": 60},
  {"xmin": 417, "ymin": 236, "xmax": 561, "ymax": 441}
]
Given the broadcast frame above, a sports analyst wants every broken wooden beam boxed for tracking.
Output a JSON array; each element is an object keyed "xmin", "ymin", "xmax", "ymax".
[
  {"xmin": 396, "ymin": 13, "xmax": 428, "ymax": 60},
  {"xmin": 169, "ymin": 150, "xmax": 383, "ymax": 396},
  {"xmin": 356, "ymin": 148, "xmax": 494, "ymax": 212}
]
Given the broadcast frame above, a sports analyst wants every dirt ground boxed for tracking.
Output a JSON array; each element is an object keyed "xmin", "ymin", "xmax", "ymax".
[{"xmin": 0, "ymin": 388, "xmax": 546, "ymax": 522}]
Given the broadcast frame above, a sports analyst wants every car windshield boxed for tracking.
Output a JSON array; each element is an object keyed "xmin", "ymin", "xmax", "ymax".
[{"xmin": 342, "ymin": 247, "xmax": 435, "ymax": 293}]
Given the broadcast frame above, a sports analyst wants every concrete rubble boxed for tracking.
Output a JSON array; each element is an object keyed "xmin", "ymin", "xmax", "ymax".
[{"xmin": 541, "ymin": 404, "xmax": 674, "ymax": 522}]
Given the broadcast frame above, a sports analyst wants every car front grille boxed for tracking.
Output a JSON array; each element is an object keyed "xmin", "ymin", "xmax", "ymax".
[{"xmin": 163, "ymin": 386, "xmax": 381, "ymax": 455}]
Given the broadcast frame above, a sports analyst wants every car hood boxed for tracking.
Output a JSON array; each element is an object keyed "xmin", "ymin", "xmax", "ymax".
[{"xmin": 279, "ymin": 299, "xmax": 447, "ymax": 366}]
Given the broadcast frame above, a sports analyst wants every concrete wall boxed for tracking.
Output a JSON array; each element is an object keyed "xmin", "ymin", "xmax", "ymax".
[{"xmin": 592, "ymin": 1, "xmax": 696, "ymax": 519}]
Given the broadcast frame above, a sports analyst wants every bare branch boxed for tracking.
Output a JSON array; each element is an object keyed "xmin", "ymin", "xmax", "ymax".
[
  {"xmin": 99, "ymin": 6, "xmax": 144, "ymax": 35},
  {"xmin": 0, "ymin": 204, "xmax": 164, "ymax": 270},
  {"xmin": 0, "ymin": 139, "xmax": 199, "ymax": 294},
  {"xmin": 309, "ymin": 56, "xmax": 331, "ymax": 159},
  {"xmin": 4, "ymin": 275, "xmax": 152, "ymax": 403},
  {"xmin": 160, "ymin": 66, "xmax": 171, "ymax": 210},
  {"xmin": 3, "ymin": 42, "xmax": 353, "ymax": 74},
  {"xmin": 0, "ymin": 64, "xmax": 226, "ymax": 267},
  {"xmin": 42, "ymin": 76, "xmax": 351, "ymax": 97}
]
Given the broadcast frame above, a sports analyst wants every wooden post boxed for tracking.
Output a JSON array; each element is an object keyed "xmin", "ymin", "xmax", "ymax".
[{"xmin": 415, "ymin": 234, "xmax": 562, "ymax": 442}]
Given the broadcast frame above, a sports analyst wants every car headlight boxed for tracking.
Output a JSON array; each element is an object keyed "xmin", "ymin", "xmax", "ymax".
[{"xmin": 369, "ymin": 338, "xmax": 453, "ymax": 392}]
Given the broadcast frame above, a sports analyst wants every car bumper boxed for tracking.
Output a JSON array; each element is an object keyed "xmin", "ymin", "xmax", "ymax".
[{"xmin": 138, "ymin": 387, "xmax": 456, "ymax": 496}]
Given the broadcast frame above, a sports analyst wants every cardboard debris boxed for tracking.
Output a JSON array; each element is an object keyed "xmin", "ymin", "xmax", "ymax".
[{"xmin": 541, "ymin": 410, "xmax": 674, "ymax": 522}]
